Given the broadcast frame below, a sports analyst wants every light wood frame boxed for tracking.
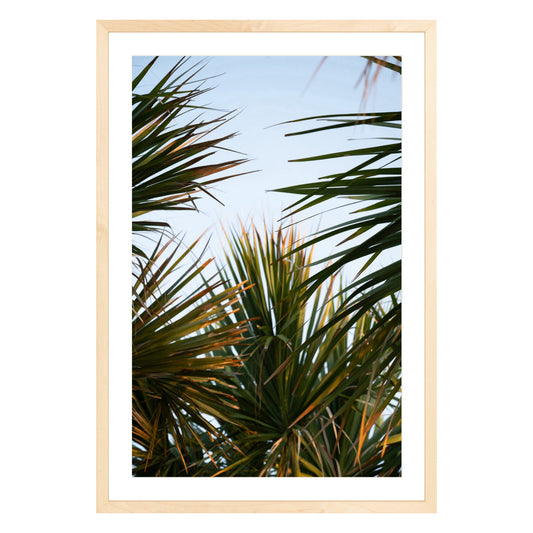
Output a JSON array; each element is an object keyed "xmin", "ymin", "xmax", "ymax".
[{"xmin": 96, "ymin": 19, "xmax": 436, "ymax": 513}]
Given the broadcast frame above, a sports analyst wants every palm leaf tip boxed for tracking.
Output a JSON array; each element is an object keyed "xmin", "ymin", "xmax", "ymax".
[{"xmin": 132, "ymin": 56, "xmax": 252, "ymax": 252}]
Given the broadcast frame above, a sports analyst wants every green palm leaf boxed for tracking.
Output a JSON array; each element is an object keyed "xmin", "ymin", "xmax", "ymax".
[
  {"xmin": 273, "ymin": 57, "xmax": 402, "ymax": 338},
  {"xmin": 131, "ymin": 57, "xmax": 256, "ymax": 476},
  {"xmin": 202, "ymin": 223, "xmax": 401, "ymax": 477},
  {"xmin": 132, "ymin": 235, "xmax": 250, "ymax": 476},
  {"xmin": 132, "ymin": 57, "xmax": 251, "ymax": 252}
]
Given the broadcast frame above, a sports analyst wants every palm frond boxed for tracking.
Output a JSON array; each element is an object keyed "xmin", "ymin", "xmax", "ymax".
[
  {"xmin": 202, "ymin": 223, "xmax": 401, "ymax": 477},
  {"xmin": 132, "ymin": 236, "xmax": 250, "ymax": 476},
  {"xmin": 132, "ymin": 56, "xmax": 251, "ymax": 251},
  {"xmin": 274, "ymin": 58, "xmax": 402, "ymax": 338}
]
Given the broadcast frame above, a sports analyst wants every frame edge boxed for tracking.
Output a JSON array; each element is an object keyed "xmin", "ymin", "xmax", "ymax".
[
  {"xmin": 424, "ymin": 19, "xmax": 437, "ymax": 513},
  {"xmin": 96, "ymin": 19, "xmax": 110, "ymax": 514}
]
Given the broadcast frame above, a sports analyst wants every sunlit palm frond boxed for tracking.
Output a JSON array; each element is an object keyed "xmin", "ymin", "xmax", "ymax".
[
  {"xmin": 132, "ymin": 236, "xmax": 250, "ymax": 476},
  {"xmin": 202, "ymin": 223, "xmax": 401, "ymax": 477}
]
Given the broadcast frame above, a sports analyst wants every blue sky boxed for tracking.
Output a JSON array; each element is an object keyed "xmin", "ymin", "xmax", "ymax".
[{"xmin": 133, "ymin": 55, "xmax": 401, "ymax": 278}]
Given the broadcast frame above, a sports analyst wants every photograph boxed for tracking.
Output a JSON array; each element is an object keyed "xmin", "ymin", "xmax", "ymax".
[{"xmin": 131, "ymin": 54, "xmax": 403, "ymax": 478}]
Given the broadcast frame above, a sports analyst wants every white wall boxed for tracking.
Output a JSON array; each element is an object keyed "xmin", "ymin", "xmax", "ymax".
[{"xmin": 2, "ymin": 1, "xmax": 531, "ymax": 531}]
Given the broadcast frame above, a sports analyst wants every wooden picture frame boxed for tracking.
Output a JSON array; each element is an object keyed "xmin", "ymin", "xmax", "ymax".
[{"xmin": 96, "ymin": 19, "xmax": 436, "ymax": 513}]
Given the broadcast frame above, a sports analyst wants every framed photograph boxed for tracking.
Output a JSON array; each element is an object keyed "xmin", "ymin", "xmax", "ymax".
[{"xmin": 96, "ymin": 20, "xmax": 436, "ymax": 513}]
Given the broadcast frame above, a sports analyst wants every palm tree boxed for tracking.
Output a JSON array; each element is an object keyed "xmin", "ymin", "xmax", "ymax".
[
  {"xmin": 131, "ymin": 57, "xmax": 252, "ymax": 475},
  {"xmin": 130, "ymin": 56, "xmax": 402, "ymax": 477},
  {"xmin": 272, "ymin": 57, "xmax": 402, "ymax": 371},
  {"xmin": 132, "ymin": 56, "xmax": 250, "ymax": 255},
  {"xmin": 132, "ymin": 236, "xmax": 253, "ymax": 476},
  {"xmin": 199, "ymin": 223, "xmax": 401, "ymax": 476}
]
